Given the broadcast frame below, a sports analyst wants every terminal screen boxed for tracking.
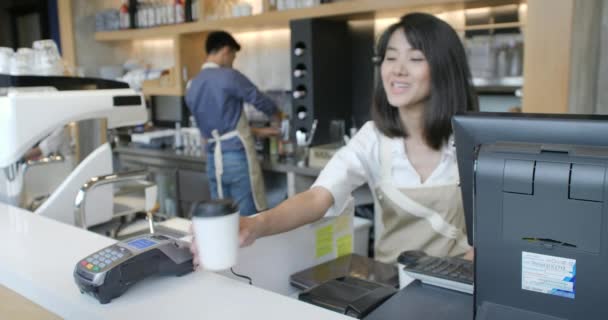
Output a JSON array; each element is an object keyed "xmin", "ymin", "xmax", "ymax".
[{"xmin": 127, "ymin": 238, "xmax": 157, "ymax": 250}]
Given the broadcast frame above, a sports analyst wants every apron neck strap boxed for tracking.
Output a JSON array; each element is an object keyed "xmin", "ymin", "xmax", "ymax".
[{"xmin": 379, "ymin": 134, "xmax": 394, "ymax": 181}]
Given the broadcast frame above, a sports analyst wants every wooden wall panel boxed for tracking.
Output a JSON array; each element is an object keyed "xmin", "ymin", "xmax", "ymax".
[
  {"xmin": 567, "ymin": 0, "xmax": 602, "ymax": 114},
  {"xmin": 522, "ymin": 0, "xmax": 574, "ymax": 113},
  {"xmin": 57, "ymin": 0, "xmax": 76, "ymax": 67}
]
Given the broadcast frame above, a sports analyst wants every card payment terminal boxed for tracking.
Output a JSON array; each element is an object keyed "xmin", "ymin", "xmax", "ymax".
[{"xmin": 74, "ymin": 233, "xmax": 193, "ymax": 304}]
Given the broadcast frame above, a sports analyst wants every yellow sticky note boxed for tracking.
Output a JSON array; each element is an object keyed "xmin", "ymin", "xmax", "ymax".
[
  {"xmin": 336, "ymin": 234, "xmax": 353, "ymax": 257},
  {"xmin": 315, "ymin": 225, "xmax": 334, "ymax": 258},
  {"xmin": 334, "ymin": 214, "xmax": 350, "ymax": 234}
]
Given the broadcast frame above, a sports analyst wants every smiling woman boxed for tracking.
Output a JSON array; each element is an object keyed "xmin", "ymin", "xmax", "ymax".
[{"xmin": 191, "ymin": 13, "xmax": 479, "ymax": 265}]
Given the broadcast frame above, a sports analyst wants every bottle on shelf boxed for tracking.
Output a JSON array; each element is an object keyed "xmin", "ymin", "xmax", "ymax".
[
  {"xmin": 119, "ymin": 0, "xmax": 130, "ymax": 29},
  {"xmin": 191, "ymin": 0, "xmax": 199, "ymax": 21},
  {"xmin": 148, "ymin": 0, "xmax": 155, "ymax": 26},
  {"xmin": 269, "ymin": 115, "xmax": 280, "ymax": 158},
  {"xmin": 278, "ymin": 116, "xmax": 294, "ymax": 158},
  {"xmin": 174, "ymin": 122, "xmax": 184, "ymax": 149},
  {"xmin": 184, "ymin": 0, "xmax": 193, "ymax": 21},
  {"xmin": 175, "ymin": 0, "xmax": 185, "ymax": 23},
  {"xmin": 154, "ymin": 0, "xmax": 165, "ymax": 26},
  {"xmin": 166, "ymin": 0, "xmax": 176, "ymax": 24},
  {"xmin": 139, "ymin": 0, "xmax": 153, "ymax": 28},
  {"xmin": 136, "ymin": 0, "xmax": 145, "ymax": 28},
  {"xmin": 144, "ymin": 0, "xmax": 151, "ymax": 28}
]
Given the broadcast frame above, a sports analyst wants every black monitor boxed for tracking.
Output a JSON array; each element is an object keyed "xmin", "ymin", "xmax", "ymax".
[
  {"xmin": 453, "ymin": 112, "xmax": 608, "ymax": 319},
  {"xmin": 151, "ymin": 95, "xmax": 191, "ymax": 128},
  {"xmin": 453, "ymin": 112, "xmax": 608, "ymax": 246}
]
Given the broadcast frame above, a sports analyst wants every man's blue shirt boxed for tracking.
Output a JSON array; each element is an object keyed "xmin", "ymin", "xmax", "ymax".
[{"xmin": 185, "ymin": 65, "xmax": 278, "ymax": 152}]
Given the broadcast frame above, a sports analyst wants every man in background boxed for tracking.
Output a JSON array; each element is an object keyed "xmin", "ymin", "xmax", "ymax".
[{"xmin": 186, "ymin": 30, "xmax": 280, "ymax": 216}]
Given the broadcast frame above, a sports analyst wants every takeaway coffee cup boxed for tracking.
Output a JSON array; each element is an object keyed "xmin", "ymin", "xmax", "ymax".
[{"xmin": 191, "ymin": 199, "xmax": 239, "ymax": 271}]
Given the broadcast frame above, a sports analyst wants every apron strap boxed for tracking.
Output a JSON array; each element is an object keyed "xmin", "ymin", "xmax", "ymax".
[
  {"xmin": 378, "ymin": 134, "xmax": 465, "ymax": 240},
  {"xmin": 379, "ymin": 134, "xmax": 393, "ymax": 180},
  {"xmin": 210, "ymin": 129, "xmax": 239, "ymax": 199},
  {"xmin": 379, "ymin": 183, "xmax": 464, "ymax": 240}
]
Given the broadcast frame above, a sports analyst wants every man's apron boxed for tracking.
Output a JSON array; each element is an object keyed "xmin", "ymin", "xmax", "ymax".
[
  {"xmin": 374, "ymin": 135, "xmax": 470, "ymax": 264},
  {"xmin": 203, "ymin": 63, "xmax": 267, "ymax": 212}
]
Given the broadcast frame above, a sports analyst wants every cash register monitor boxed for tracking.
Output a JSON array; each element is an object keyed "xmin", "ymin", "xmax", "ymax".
[{"xmin": 453, "ymin": 112, "xmax": 608, "ymax": 319}]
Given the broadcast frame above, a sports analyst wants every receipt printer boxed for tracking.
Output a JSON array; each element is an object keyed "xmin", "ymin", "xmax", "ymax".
[{"xmin": 74, "ymin": 234, "xmax": 193, "ymax": 304}]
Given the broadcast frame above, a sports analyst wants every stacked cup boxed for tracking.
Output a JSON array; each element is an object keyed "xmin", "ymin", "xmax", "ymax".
[
  {"xmin": 1, "ymin": 40, "xmax": 64, "ymax": 76},
  {"xmin": 0, "ymin": 47, "xmax": 13, "ymax": 74},
  {"xmin": 32, "ymin": 40, "xmax": 64, "ymax": 76},
  {"xmin": 10, "ymin": 48, "xmax": 34, "ymax": 75}
]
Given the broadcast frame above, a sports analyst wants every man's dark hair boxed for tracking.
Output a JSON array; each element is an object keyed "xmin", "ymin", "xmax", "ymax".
[
  {"xmin": 372, "ymin": 13, "xmax": 479, "ymax": 150},
  {"xmin": 206, "ymin": 30, "xmax": 241, "ymax": 54}
]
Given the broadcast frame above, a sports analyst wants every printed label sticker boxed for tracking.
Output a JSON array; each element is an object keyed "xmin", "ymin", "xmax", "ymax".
[{"xmin": 522, "ymin": 251, "xmax": 576, "ymax": 299}]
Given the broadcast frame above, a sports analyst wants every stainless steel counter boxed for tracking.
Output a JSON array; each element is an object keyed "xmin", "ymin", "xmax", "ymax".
[
  {"xmin": 114, "ymin": 145, "xmax": 323, "ymax": 177},
  {"xmin": 113, "ymin": 144, "xmax": 373, "ymax": 219},
  {"xmin": 114, "ymin": 145, "xmax": 207, "ymax": 172}
]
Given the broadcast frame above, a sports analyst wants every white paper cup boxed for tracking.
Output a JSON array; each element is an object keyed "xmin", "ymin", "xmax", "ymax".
[{"xmin": 191, "ymin": 200, "xmax": 239, "ymax": 271}]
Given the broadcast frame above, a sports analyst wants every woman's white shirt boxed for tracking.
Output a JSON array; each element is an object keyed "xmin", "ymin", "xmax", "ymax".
[{"xmin": 311, "ymin": 121, "xmax": 459, "ymax": 217}]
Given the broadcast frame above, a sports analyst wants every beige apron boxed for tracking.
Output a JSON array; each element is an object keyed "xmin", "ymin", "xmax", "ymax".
[
  {"xmin": 374, "ymin": 135, "xmax": 470, "ymax": 264},
  {"xmin": 203, "ymin": 63, "xmax": 267, "ymax": 212}
]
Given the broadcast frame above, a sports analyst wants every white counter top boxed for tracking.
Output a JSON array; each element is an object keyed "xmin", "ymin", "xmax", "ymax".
[{"xmin": 0, "ymin": 203, "xmax": 350, "ymax": 319}]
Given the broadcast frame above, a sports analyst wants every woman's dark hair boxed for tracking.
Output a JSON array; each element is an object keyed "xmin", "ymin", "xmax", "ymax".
[
  {"xmin": 206, "ymin": 30, "xmax": 241, "ymax": 54},
  {"xmin": 372, "ymin": 13, "xmax": 478, "ymax": 150}
]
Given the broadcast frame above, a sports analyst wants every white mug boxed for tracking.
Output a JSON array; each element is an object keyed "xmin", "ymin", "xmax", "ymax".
[
  {"xmin": 191, "ymin": 199, "xmax": 239, "ymax": 271},
  {"xmin": 0, "ymin": 47, "xmax": 13, "ymax": 74},
  {"xmin": 10, "ymin": 48, "xmax": 34, "ymax": 75},
  {"xmin": 32, "ymin": 39, "xmax": 63, "ymax": 76}
]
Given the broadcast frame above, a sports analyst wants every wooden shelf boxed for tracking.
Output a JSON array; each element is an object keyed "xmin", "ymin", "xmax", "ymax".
[
  {"xmin": 95, "ymin": 0, "xmax": 480, "ymax": 41},
  {"xmin": 96, "ymin": 22, "xmax": 199, "ymax": 41},
  {"xmin": 461, "ymin": 21, "xmax": 524, "ymax": 31}
]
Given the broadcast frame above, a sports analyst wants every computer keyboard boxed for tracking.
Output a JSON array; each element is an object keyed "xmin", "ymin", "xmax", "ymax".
[{"xmin": 398, "ymin": 250, "xmax": 474, "ymax": 294}]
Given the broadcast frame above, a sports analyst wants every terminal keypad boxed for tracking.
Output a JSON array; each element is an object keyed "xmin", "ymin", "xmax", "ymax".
[{"xmin": 80, "ymin": 246, "xmax": 131, "ymax": 273}]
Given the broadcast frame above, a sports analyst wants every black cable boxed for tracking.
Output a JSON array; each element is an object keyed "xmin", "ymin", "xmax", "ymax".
[{"xmin": 230, "ymin": 267, "xmax": 253, "ymax": 285}]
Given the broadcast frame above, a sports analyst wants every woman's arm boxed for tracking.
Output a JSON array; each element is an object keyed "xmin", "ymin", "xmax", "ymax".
[
  {"xmin": 191, "ymin": 187, "xmax": 334, "ymax": 267},
  {"xmin": 241, "ymin": 122, "xmax": 378, "ymax": 246},
  {"xmin": 191, "ymin": 123, "xmax": 377, "ymax": 267},
  {"xmin": 239, "ymin": 186, "xmax": 334, "ymax": 246}
]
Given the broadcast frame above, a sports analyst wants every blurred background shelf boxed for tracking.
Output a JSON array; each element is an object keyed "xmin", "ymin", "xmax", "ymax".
[
  {"xmin": 460, "ymin": 21, "xmax": 524, "ymax": 31},
  {"xmin": 95, "ymin": 0, "xmax": 491, "ymax": 41},
  {"xmin": 473, "ymin": 77, "xmax": 523, "ymax": 94},
  {"xmin": 78, "ymin": 0, "xmax": 599, "ymax": 114}
]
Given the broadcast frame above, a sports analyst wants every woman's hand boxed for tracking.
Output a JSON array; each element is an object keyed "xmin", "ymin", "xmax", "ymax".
[
  {"xmin": 463, "ymin": 248, "xmax": 474, "ymax": 261},
  {"xmin": 190, "ymin": 216, "xmax": 263, "ymax": 269},
  {"xmin": 189, "ymin": 224, "xmax": 200, "ymax": 269},
  {"xmin": 238, "ymin": 216, "xmax": 263, "ymax": 247}
]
